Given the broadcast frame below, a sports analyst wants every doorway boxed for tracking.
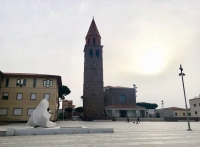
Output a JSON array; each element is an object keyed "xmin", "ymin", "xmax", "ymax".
[{"xmin": 120, "ymin": 110, "xmax": 127, "ymax": 117}]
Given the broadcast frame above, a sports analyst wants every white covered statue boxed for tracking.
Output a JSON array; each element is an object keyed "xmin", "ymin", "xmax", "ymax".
[{"xmin": 27, "ymin": 99, "xmax": 56, "ymax": 128}]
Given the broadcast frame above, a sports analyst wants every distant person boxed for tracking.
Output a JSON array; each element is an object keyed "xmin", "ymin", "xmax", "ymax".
[
  {"xmin": 137, "ymin": 116, "xmax": 140, "ymax": 123},
  {"xmin": 126, "ymin": 116, "xmax": 129, "ymax": 123}
]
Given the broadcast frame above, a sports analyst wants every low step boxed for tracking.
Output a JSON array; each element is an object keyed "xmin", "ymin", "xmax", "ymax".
[{"xmin": 6, "ymin": 127, "xmax": 114, "ymax": 136}]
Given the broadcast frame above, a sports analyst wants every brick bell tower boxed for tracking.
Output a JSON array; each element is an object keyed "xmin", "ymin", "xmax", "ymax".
[{"xmin": 83, "ymin": 19, "xmax": 104, "ymax": 120}]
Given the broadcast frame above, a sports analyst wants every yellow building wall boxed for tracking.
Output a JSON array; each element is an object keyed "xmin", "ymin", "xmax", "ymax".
[
  {"xmin": 0, "ymin": 76, "xmax": 59, "ymax": 121},
  {"xmin": 174, "ymin": 110, "xmax": 190, "ymax": 117}
]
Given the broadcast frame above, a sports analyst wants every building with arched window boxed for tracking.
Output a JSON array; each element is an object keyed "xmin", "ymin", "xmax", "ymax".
[{"xmin": 104, "ymin": 86, "xmax": 146, "ymax": 118}]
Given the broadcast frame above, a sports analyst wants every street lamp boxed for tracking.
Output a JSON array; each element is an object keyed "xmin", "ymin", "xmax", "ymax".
[
  {"xmin": 161, "ymin": 100, "xmax": 164, "ymax": 108},
  {"xmin": 133, "ymin": 84, "xmax": 138, "ymax": 118},
  {"xmin": 133, "ymin": 84, "xmax": 137, "ymax": 97},
  {"xmin": 179, "ymin": 64, "xmax": 192, "ymax": 131}
]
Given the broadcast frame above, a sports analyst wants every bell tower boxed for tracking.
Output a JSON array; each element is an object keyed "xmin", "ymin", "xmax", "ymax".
[{"xmin": 83, "ymin": 19, "xmax": 104, "ymax": 120}]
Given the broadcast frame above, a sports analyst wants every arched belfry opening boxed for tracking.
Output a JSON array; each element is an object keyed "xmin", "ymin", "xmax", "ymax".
[
  {"xmin": 93, "ymin": 38, "xmax": 96, "ymax": 45},
  {"xmin": 87, "ymin": 39, "xmax": 90, "ymax": 45}
]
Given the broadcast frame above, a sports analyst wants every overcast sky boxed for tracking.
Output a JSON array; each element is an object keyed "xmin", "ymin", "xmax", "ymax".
[{"xmin": 1, "ymin": 1, "xmax": 200, "ymax": 109}]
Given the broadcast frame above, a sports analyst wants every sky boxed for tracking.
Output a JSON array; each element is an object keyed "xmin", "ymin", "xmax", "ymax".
[{"xmin": 1, "ymin": 0, "xmax": 200, "ymax": 109}]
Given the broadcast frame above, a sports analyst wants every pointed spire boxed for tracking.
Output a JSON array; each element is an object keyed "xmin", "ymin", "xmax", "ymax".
[{"xmin": 86, "ymin": 19, "xmax": 101, "ymax": 38}]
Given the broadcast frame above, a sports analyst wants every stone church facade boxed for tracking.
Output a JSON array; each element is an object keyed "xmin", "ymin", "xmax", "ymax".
[
  {"xmin": 104, "ymin": 86, "xmax": 146, "ymax": 118},
  {"xmin": 83, "ymin": 19, "xmax": 146, "ymax": 120}
]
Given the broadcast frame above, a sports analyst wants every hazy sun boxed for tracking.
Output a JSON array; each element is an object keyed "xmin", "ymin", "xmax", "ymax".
[
  {"xmin": 134, "ymin": 49, "xmax": 168, "ymax": 75},
  {"xmin": 139, "ymin": 52, "xmax": 163, "ymax": 74}
]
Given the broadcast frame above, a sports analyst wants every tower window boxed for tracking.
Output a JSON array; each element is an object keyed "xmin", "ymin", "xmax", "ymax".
[
  {"xmin": 89, "ymin": 49, "xmax": 93, "ymax": 57},
  {"xmin": 93, "ymin": 38, "xmax": 96, "ymax": 45},
  {"xmin": 98, "ymin": 39, "xmax": 100, "ymax": 45},
  {"xmin": 96, "ymin": 50, "xmax": 99, "ymax": 57},
  {"xmin": 88, "ymin": 39, "xmax": 90, "ymax": 45}
]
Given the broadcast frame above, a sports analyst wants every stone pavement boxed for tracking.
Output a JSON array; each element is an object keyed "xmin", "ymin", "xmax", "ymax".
[{"xmin": 0, "ymin": 121, "xmax": 200, "ymax": 147}]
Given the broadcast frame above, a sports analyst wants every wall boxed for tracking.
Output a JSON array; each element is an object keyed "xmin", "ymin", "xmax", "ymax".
[
  {"xmin": 104, "ymin": 88, "xmax": 136, "ymax": 106},
  {"xmin": 190, "ymin": 98, "xmax": 200, "ymax": 117},
  {"xmin": 155, "ymin": 109, "xmax": 174, "ymax": 118},
  {"xmin": 0, "ymin": 75, "xmax": 59, "ymax": 121}
]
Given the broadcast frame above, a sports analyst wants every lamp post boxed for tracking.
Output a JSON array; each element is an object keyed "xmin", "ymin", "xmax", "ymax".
[
  {"xmin": 179, "ymin": 64, "xmax": 192, "ymax": 131},
  {"xmin": 161, "ymin": 100, "xmax": 164, "ymax": 108},
  {"xmin": 133, "ymin": 84, "xmax": 138, "ymax": 118},
  {"xmin": 133, "ymin": 84, "xmax": 137, "ymax": 98}
]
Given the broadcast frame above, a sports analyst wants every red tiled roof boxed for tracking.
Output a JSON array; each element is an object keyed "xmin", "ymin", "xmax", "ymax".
[
  {"xmin": 163, "ymin": 107, "xmax": 186, "ymax": 110},
  {"xmin": 86, "ymin": 19, "xmax": 101, "ymax": 37},
  {"xmin": 105, "ymin": 105, "xmax": 146, "ymax": 109},
  {"xmin": 190, "ymin": 97, "xmax": 200, "ymax": 100}
]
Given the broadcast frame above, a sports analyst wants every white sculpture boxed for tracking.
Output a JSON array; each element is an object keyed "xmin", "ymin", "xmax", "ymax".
[{"xmin": 27, "ymin": 99, "xmax": 56, "ymax": 128}]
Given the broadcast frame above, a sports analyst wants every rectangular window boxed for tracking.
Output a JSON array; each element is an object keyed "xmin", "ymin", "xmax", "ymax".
[
  {"xmin": 5, "ymin": 78, "xmax": 9, "ymax": 87},
  {"xmin": 20, "ymin": 79, "xmax": 23, "ymax": 87},
  {"xmin": 0, "ymin": 108, "xmax": 8, "ymax": 116},
  {"xmin": 199, "ymin": 103, "xmax": 200, "ymax": 106},
  {"xmin": 43, "ymin": 80, "xmax": 53, "ymax": 87},
  {"xmin": 43, "ymin": 80, "xmax": 47, "ymax": 87},
  {"xmin": 183, "ymin": 113, "xmax": 185, "ymax": 116},
  {"xmin": 27, "ymin": 108, "xmax": 35, "ymax": 116},
  {"xmin": 175, "ymin": 112, "xmax": 177, "ymax": 116},
  {"xmin": 44, "ymin": 93, "xmax": 50, "ymax": 100},
  {"xmin": 2, "ymin": 92, "xmax": 8, "ymax": 100},
  {"xmin": 16, "ymin": 93, "xmax": 23, "ymax": 100},
  {"xmin": 195, "ymin": 111, "xmax": 198, "ymax": 115},
  {"xmin": 16, "ymin": 79, "xmax": 20, "ymax": 86},
  {"xmin": 30, "ymin": 93, "xmax": 36, "ymax": 100},
  {"xmin": 33, "ymin": 79, "xmax": 37, "ymax": 87},
  {"xmin": 49, "ymin": 80, "xmax": 53, "ymax": 87},
  {"xmin": 194, "ymin": 104, "xmax": 196, "ymax": 107},
  {"xmin": 13, "ymin": 108, "xmax": 22, "ymax": 116},
  {"xmin": 47, "ymin": 80, "xmax": 49, "ymax": 88},
  {"xmin": 188, "ymin": 113, "xmax": 191, "ymax": 116},
  {"xmin": 23, "ymin": 79, "xmax": 26, "ymax": 86}
]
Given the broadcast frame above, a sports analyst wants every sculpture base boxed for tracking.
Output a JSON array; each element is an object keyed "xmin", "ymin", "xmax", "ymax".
[{"xmin": 6, "ymin": 127, "xmax": 114, "ymax": 136}]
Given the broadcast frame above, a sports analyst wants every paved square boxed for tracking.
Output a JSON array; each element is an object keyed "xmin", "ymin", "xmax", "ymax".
[{"xmin": 0, "ymin": 121, "xmax": 200, "ymax": 147}]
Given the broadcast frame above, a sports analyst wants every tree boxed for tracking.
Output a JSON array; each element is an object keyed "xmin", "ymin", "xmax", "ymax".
[
  {"xmin": 57, "ymin": 85, "xmax": 71, "ymax": 111},
  {"xmin": 59, "ymin": 85, "xmax": 71, "ymax": 98},
  {"xmin": 136, "ymin": 102, "xmax": 158, "ymax": 109},
  {"xmin": 58, "ymin": 112, "xmax": 66, "ymax": 120},
  {"xmin": 75, "ymin": 107, "xmax": 83, "ymax": 113},
  {"xmin": 65, "ymin": 107, "xmax": 73, "ymax": 113}
]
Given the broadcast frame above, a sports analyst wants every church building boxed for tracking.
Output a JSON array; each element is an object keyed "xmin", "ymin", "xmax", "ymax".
[{"xmin": 83, "ymin": 19, "xmax": 146, "ymax": 120}]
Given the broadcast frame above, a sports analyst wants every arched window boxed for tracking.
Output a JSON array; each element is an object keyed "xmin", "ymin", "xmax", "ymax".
[
  {"xmin": 96, "ymin": 50, "xmax": 99, "ymax": 57},
  {"xmin": 87, "ymin": 39, "xmax": 90, "ymax": 45},
  {"xmin": 93, "ymin": 38, "xmax": 96, "ymax": 45},
  {"xmin": 119, "ymin": 94, "xmax": 126, "ymax": 102},
  {"xmin": 89, "ymin": 49, "xmax": 93, "ymax": 57}
]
